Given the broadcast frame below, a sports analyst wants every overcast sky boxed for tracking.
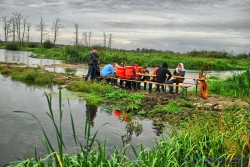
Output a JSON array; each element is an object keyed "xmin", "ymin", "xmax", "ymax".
[{"xmin": 0, "ymin": 0, "xmax": 249, "ymax": 54}]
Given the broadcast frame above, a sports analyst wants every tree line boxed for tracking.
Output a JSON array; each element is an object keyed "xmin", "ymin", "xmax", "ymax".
[{"xmin": 1, "ymin": 12, "xmax": 113, "ymax": 49}]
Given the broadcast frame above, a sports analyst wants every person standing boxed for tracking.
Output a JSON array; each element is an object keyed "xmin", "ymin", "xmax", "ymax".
[{"xmin": 84, "ymin": 48, "xmax": 99, "ymax": 81}]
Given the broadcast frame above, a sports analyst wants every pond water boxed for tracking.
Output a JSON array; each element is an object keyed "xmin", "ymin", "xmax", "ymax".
[
  {"xmin": 0, "ymin": 74, "xmax": 168, "ymax": 166},
  {"xmin": 0, "ymin": 49, "xmax": 62, "ymax": 66}
]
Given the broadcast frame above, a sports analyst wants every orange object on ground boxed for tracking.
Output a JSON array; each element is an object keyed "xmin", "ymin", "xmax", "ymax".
[
  {"xmin": 198, "ymin": 71, "xmax": 208, "ymax": 99},
  {"xmin": 199, "ymin": 81, "xmax": 209, "ymax": 99}
]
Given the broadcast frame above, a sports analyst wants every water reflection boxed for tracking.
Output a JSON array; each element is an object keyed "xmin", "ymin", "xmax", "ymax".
[
  {"xmin": 86, "ymin": 104, "xmax": 98, "ymax": 127},
  {"xmin": 0, "ymin": 49, "xmax": 62, "ymax": 66}
]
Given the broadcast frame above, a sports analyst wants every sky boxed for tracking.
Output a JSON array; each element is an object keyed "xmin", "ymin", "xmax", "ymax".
[{"xmin": 0, "ymin": 0, "xmax": 249, "ymax": 54}]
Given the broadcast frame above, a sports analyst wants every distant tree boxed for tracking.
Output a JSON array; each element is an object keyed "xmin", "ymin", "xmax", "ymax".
[
  {"xmin": 11, "ymin": 13, "xmax": 22, "ymax": 42},
  {"xmin": 36, "ymin": 17, "xmax": 47, "ymax": 44},
  {"xmin": 103, "ymin": 32, "xmax": 107, "ymax": 48},
  {"xmin": 11, "ymin": 16, "xmax": 15, "ymax": 41},
  {"xmin": 108, "ymin": 33, "xmax": 112, "ymax": 50},
  {"xmin": 2, "ymin": 16, "xmax": 11, "ymax": 42},
  {"xmin": 26, "ymin": 22, "xmax": 31, "ymax": 42},
  {"xmin": 21, "ymin": 16, "xmax": 28, "ymax": 45},
  {"xmin": 74, "ymin": 23, "xmax": 79, "ymax": 45},
  {"xmin": 82, "ymin": 32, "xmax": 88, "ymax": 47},
  {"xmin": 51, "ymin": 18, "xmax": 63, "ymax": 44},
  {"xmin": 88, "ymin": 31, "xmax": 91, "ymax": 47}
]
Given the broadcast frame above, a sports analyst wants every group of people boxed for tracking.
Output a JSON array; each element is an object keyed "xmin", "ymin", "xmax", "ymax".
[{"xmin": 84, "ymin": 48, "xmax": 186, "ymax": 94}]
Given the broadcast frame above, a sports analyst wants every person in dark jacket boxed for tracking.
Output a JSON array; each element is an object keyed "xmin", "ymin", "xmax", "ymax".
[
  {"xmin": 156, "ymin": 62, "xmax": 172, "ymax": 92},
  {"xmin": 84, "ymin": 48, "xmax": 99, "ymax": 81}
]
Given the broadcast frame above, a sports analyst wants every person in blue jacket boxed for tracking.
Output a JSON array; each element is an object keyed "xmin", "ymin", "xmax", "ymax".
[
  {"xmin": 100, "ymin": 61, "xmax": 116, "ymax": 77},
  {"xmin": 100, "ymin": 61, "xmax": 116, "ymax": 84}
]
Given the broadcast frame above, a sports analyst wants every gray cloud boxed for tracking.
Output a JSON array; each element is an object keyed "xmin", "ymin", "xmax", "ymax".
[{"xmin": 0, "ymin": 0, "xmax": 249, "ymax": 53}]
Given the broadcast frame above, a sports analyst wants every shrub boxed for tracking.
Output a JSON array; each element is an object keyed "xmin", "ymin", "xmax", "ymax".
[
  {"xmin": 5, "ymin": 41, "xmax": 20, "ymax": 50},
  {"xmin": 28, "ymin": 42, "xmax": 38, "ymax": 48},
  {"xmin": 43, "ymin": 40, "xmax": 54, "ymax": 49}
]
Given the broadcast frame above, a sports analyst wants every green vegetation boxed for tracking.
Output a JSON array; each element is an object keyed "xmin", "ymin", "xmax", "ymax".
[
  {"xmin": 209, "ymin": 69, "xmax": 250, "ymax": 97},
  {"xmin": 67, "ymin": 81, "xmax": 144, "ymax": 110},
  {"xmin": 7, "ymin": 88, "xmax": 250, "ymax": 166},
  {"xmin": 43, "ymin": 40, "xmax": 54, "ymax": 49},
  {"xmin": 1, "ymin": 42, "xmax": 250, "ymax": 70},
  {"xmin": 5, "ymin": 41, "xmax": 20, "ymax": 50},
  {"xmin": 0, "ymin": 66, "xmax": 54, "ymax": 85}
]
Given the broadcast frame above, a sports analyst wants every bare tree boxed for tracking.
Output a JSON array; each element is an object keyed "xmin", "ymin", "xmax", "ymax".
[
  {"xmin": 103, "ymin": 32, "xmax": 107, "ymax": 48},
  {"xmin": 12, "ymin": 13, "xmax": 22, "ymax": 42},
  {"xmin": 36, "ymin": 17, "xmax": 47, "ymax": 44},
  {"xmin": 108, "ymin": 33, "xmax": 112, "ymax": 50},
  {"xmin": 11, "ymin": 16, "xmax": 15, "ymax": 41},
  {"xmin": 26, "ymin": 22, "xmax": 31, "ymax": 42},
  {"xmin": 51, "ymin": 18, "xmax": 63, "ymax": 44},
  {"xmin": 74, "ymin": 23, "xmax": 79, "ymax": 45},
  {"xmin": 2, "ymin": 16, "xmax": 11, "ymax": 42},
  {"xmin": 88, "ymin": 31, "xmax": 91, "ymax": 48},
  {"xmin": 82, "ymin": 32, "xmax": 88, "ymax": 47},
  {"xmin": 21, "ymin": 16, "xmax": 28, "ymax": 44}
]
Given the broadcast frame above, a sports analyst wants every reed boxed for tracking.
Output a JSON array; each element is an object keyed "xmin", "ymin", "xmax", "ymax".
[{"xmin": 209, "ymin": 69, "xmax": 250, "ymax": 97}]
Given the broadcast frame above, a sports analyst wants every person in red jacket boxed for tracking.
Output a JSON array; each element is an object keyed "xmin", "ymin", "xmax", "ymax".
[
  {"xmin": 148, "ymin": 64, "xmax": 160, "ymax": 92},
  {"xmin": 125, "ymin": 62, "xmax": 136, "ymax": 90},
  {"xmin": 134, "ymin": 63, "xmax": 142, "ymax": 90}
]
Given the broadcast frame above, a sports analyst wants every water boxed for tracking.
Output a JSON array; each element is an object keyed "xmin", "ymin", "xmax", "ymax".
[
  {"xmin": 0, "ymin": 49, "xmax": 62, "ymax": 66},
  {"xmin": 0, "ymin": 74, "xmax": 168, "ymax": 166}
]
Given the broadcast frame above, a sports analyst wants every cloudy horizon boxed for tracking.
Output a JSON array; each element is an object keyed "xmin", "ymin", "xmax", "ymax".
[{"xmin": 0, "ymin": 0, "xmax": 249, "ymax": 54}]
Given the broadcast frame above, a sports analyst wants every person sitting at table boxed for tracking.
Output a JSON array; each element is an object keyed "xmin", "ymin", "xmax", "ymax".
[
  {"xmin": 156, "ymin": 62, "xmax": 172, "ymax": 93},
  {"xmin": 117, "ymin": 62, "xmax": 126, "ymax": 88},
  {"xmin": 125, "ymin": 62, "xmax": 136, "ymax": 90},
  {"xmin": 100, "ymin": 61, "xmax": 116, "ymax": 84},
  {"xmin": 170, "ymin": 63, "xmax": 186, "ymax": 93},
  {"xmin": 134, "ymin": 63, "xmax": 142, "ymax": 90},
  {"xmin": 148, "ymin": 64, "xmax": 160, "ymax": 92},
  {"xmin": 140, "ymin": 66, "xmax": 150, "ymax": 90}
]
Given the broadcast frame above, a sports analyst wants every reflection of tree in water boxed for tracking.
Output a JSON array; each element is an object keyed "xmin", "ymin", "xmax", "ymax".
[
  {"xmin": 65, "ymin": 68, "xmax": 77, "ymax": 75},
  {"xmin": 86, "ymin": 104, "xmax": 97, "ymax": 127},
  {"xmin": 122, "ymin": 121, "xmax": 143, "ymax": 143},
  {"xmin": 152, "ymin": 121, "xmax": 164, "ymax": 136}
]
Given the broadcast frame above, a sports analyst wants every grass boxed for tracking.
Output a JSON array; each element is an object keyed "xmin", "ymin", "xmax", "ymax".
[
  {"xmin": 67, "ymin": 81, "xmax": 145, "ymax": 111},
  {"xmin": 208, "ymin": 69, "xmax": 250, "ymax": 97}
]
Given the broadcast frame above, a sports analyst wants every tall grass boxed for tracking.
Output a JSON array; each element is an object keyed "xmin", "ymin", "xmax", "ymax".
[{"xmin": 209, "ymin": 69, "xmax": 250, "ymax": 97}]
